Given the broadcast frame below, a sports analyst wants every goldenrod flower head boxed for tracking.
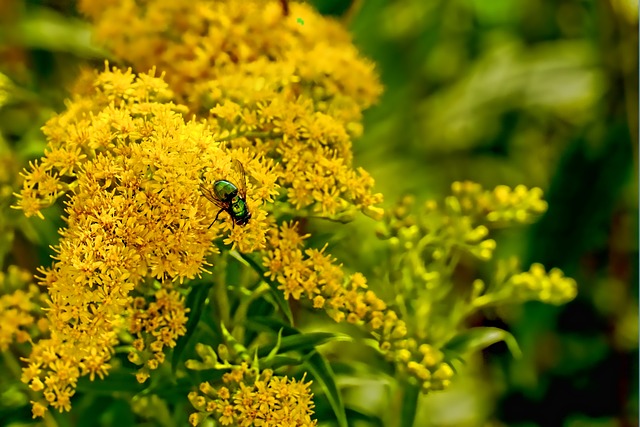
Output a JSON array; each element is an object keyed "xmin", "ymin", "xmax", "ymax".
[
  {"xmin": 260, "ymin": 221, "xmax": 455, "ymax": 394},
  {"xmin": 450, "ymin": 181, "xmax": 548, "ymax": 224},
  {"xmin": 197, "ymin": 62, "xmax": 384, "ymax": 220},
  {"xmin": 77, "ymin": 0, "xmax": 382, "ymax": 122},
  {"xmin": 263, "ymin": 222, "xmax": 389, "ymax": 328},
  {"xmin": 75, "ymin": 0, "xmax": 384, "ymax": 221},
  {"xmin": 31, "ymin": 401, "xmax": 48, "ymax": 419},
  {"xmin": 128, "ymin": 289, "xmax": 189, "ymax": 378},
  {"xmin": 15, "ymin": 66, "xmax": 278, "ymax": 414},
  {"xmin": 190, "ymin": 366, "xmax": 317, "ymax": 426}
]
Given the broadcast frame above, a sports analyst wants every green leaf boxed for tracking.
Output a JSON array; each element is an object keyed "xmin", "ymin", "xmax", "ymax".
[
  {"xmin": 230, "ymin": 251, "xmax": 294, "ymax": 325},
  {"xmin": 172, "ymin": 282, "xmax": 213, "ymax": 374},
  {"xmin": 265, "ymin": 329, "xmax": 284, "ymax": 361},
  {"xmin": 344, "ymin": 407, "xmax": 383, "ymax": 427},
  {"xmin": 304, "ymin": 351, "xmax": 348, "ymax": 427},
  {"xmin": 220, "ymin": 322, "xmax": 250, "ymax": 359},
  {"xmin": 399, "ymin": 381, "xmax": 420, "ymax": 427},
  {"xmin": 442, "ymin": 327, "xmax": 523, "ymax": 359},
  {"xmin": 263, "ymin": 286, "xmax": 294, "ymax": 326},
  {"xmin": 245, "ymin": 316, "xmax": 298, "ymax": 336},
  {"xmin": 256, "ymin": 332, "xmax": 351, "ymax": 358},
  {"xmin": 76, "ymin": 371, "xmax": 146, "ymax": 394},
  {"xmin": 9, "ymin": 7, "xmax": 111, "ymax": 58},
  {"xmin": 261, "ymin": 355, "xmax": 304, "ymax": 370}
]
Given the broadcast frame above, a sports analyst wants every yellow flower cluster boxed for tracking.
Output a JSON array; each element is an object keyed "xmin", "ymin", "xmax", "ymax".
[
  {"xmin": 77, "ymin": 0, "xmax": 381, "ymax": 124},
  {"xmin": 507, "ymin": 263, "xmax": 578, "ymax": 304},
  {"xmin": 203, "ymin": 75, "xmax": 384, "ymax": 220},
  {"xmin": 188, "ymin": 363, "xmax": 317, "ymax": 427},
  {"xmin": 262, "ymin": 221, "xmax": 454, "ymax": 392},
  {"xmin": 382, "ymin": 182, "xmax": 549, "ymax": 263},
  {"xmin": 263, "ymin": 222, "xmax": 389, "ymax": 325},
  {"xmin": 128, "ymin": 289, "xmax": 189, "ymax": 382},
  {"xmin": 372, "ymin": 182, "xmax": 577, "ymax": 392},
  {"xmin": 472, "ymin": 258, "xmax": 578, "ymax": 308},
  {"xmin": 15, "ymin": 66, "xmax": 279, "ymax": 415},
  {"xmin": 0, "ymin": 266, "xmax": 47, "ymax": 351},
  {"xmin": 75, "ymin": 0, "xmax": 384, "ymax": 221},
  {"xmin": 449, "ymin": 180, "xmax": 549, "ymax": 225}
]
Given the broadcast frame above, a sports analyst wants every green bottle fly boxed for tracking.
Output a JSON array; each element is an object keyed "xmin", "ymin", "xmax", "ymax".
[{"xmin": 200, "ymin": 160, "xmax": 251, "ymax": 227}]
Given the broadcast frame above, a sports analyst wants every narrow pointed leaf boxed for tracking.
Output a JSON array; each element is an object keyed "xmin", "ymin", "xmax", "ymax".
[
  {"xmin": 262, "ymin": 355, "xmax": 304, "ymax": 370},
  {"xmin": 442, "ymin": 327, "xmax": 522, "ymax": 359},
  {"xmin": 256, "ymin": 332, "xmax": 351, "ymax": 358},
  {"xmin": 400, "ymin": 381, "xmax": 420, "ymax": 427},
  {"xmin": 304, "ymin": 351, "xmax": 348, "ymax": 427},
  {"xmin": 245, "ymin": 316, "xmax": 298, "ymax": 336},
  {"xmin": 172, "ymin": 282, "xmax": 212, "ymax": 373},
  {"xmin": 230, "ymin": 251, "xmax": 293, "ymax": 325}
]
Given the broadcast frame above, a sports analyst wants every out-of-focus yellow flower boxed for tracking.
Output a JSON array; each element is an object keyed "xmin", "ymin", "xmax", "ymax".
[
  {"xmin": 77, "ymin": 0, "xmax": 382, "ymax": 123},
  {"xmin": 472, "ymin": 259, "xmax": 578, "ymax": 308},
  {"xmin": 14, "ymin": 66, "xmax": 279, "ymax": 415},
  {"xmin": 0, "ymin": 266, "xmax": 47, "ymax": 351},
  {"xmin": 189, "ymin": 363, "xmax": 317, "ymax": 426},
  {"xmin": 373, "ymin": 182, "xmax": 577, "ymax": 393},
  {"xmin": 449, "ymin": 181, "xmax": 548, "ymax": 225}
]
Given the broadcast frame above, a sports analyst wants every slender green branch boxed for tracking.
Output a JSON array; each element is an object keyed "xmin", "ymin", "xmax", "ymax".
[
  {"xmin": 229, "ymin": 250, "xmax": 293, "ymax": 324},
  {"xmin": 231, "ymin": 282, "xmax": 272, "ymax": 342},
  {"xmin": 213, "ymin": 253, "xmax": 231, "ymax": 327}
]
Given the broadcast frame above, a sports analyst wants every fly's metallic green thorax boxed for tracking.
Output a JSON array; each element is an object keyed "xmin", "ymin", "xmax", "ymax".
[
  {"xmin": 230, "ymin": 197, "xmax": 251, "ymax": 226},
  {"xmin": 201, "ymin": 160, "xmax": 252, "ymax": 227}
]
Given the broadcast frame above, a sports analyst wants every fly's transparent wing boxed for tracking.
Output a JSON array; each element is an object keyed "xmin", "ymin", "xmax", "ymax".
[
  {"xmin": 199, "ymin": 184, "xmax": 228, "ymax": 210},
  {"xmin": 230, "ymin": 159, "xmax": 248, "ymax": 199}
]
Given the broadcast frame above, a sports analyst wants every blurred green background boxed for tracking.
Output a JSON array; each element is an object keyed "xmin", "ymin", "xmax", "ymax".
[
  {"xmin": 318, "ymin": 0, "xmax": 638, "ymax": 425},
  {"xmin": 0, "ymin": 0, "xmax": 637, "ymax": 426},
  {"xmin": 351, "ymin": 0, "xmax": 638, "ymax": 425}
]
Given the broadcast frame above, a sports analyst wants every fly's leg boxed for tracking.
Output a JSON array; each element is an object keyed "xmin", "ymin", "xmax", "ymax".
[{"xmin": 208, "ymin": 209, "xmax": 225, "ymax": 229}]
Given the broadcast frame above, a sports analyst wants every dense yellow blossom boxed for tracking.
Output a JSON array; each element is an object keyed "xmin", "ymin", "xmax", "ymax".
[
  {"xmin": 77, "ymin": 0, "xmax": 382, "ymax": 124},
  {"xmin": 14, "ymin": 66, "xmax": 279, "ymax": 414},
  {"xmin": 201, "ymin": 64, "xmax": 384, "ymax": 219},
  {"xmin": 263, "ymin": 222, "xmax": 389, "ymax": 326},
  {"xmin": 0, "ymin": 266, "xmax": 47, "ymax": 351},
  {"xmin": 75, "ymin": 0, "xmax": 384, "ymax": 221},
  {"xmin": 189, "ymin": 363, "xmax": 317, "ymax": 427},
  {"xmin": 128, "ymin": 288, "xmax": 189, "ymax": 379}
]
